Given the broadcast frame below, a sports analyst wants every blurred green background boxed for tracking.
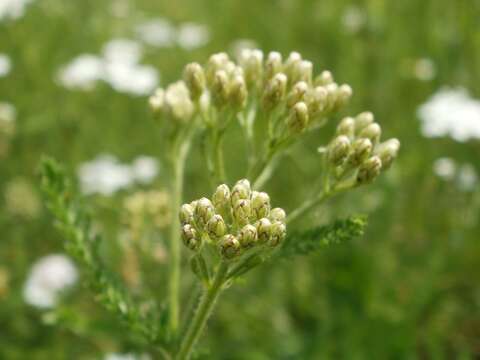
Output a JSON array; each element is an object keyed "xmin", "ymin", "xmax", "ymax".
[{"xmin": 1, "ymin": 0, "xmax": 480, "ymax": 358}]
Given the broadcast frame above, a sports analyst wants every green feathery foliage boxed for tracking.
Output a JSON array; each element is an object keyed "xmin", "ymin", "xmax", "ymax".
[
  {"xmin": 278, "ymin": 216, "xmax": 367, "ymax": 259},
  {"xmin": 39, "ymin": 157, "xmax": 165, "ymax": 345}
]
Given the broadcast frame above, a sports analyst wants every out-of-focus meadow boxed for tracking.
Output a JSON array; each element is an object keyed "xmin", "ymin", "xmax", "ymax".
[{"xmin": 1, "ymin": 0, "xmax": 480, "ymax": 358}]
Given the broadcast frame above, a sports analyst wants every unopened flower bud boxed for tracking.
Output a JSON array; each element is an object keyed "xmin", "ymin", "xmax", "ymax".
[
  {"xmin": 269, "ymin": 221, "xmax": 286, "ymax": 247},
  {"xmin": 220, "ymin": 234, "xmax": 241, "ymax": 259},
  {"xmin": 328, "ymin": 135, "xmax": 351, "ymax": 166},
  {"xmin": 233, "ymin": 199, "xmax": 251, "ymax": 225},
  {"xmin": 263, "ymin": 73, "xmax": 287, "ymax": 110},
  {"xmin": 212, "ymin": 184, "xmax": 230, "ymax": 209},
  {"xmin": 183, "ymin": 62, "xmax": 206, "ymax": 100},
  {"xmin": 149, "ymin": 88, "xmax": 164, "ymax": 113},
  {"xmin": 182, "ymin": 224, "xmax": 200, "ymax": 251},
  {"xmin": 179, "ymin": 203, "xmax": 195, "ymax": 225},
  {"xmin": 211, "ymin": 70, "xmax": 230, "ymax": 108},
  {"xmin": 265, "ymin": 51, "xmax": 283, "ymax": 79},
  {"xmin": 287, "ymin": 81, "xmax": 309, "ymax": 107},
  {"xmin": 239, "ymin": 49, "xmax": 263, "ymax": 88},
  {"xmin": 164, "ymin": 81, "xmax": 194, "ymax": 121},
  {"xmin": 288, "ymin": 101, "xmax": 309, "ymax": 133},
  {"xmin": 306, "ymin": 86, "xmax": 328, "ymax": 118},
  {"xmin": 238, "ymin": 224, "xmax": 258, "ymax": 248},
  {"xmin": 256, "ymin": 218, "xmax": 272, "ymax": 243},
  {"xmin": 335, "ymin": 84, "xmax": 353, "ymax": 107},
  {"xmin": 283, "ymin": 51, "xmax": 302, "ymax": 79},
  {"xmin": 336, "ymin": 117, "xmax": 355, "ymax": 138},
  {"xmin": 229, "ymin": 75, "xmax": 248, "ymax": 109},
  {"xmin": 194, "ymin": 197, "xmax": 215, "ymax": 227},
  {"xmin": 349, "ymin": 138, "xmax": 373, "ymax": 166},
  {"xmin": 269, "ymin": 208, "xmax": 286, "ymax": 223},
  {"xmin": 358, "ymin": 123, "xmax": 382, "ymax": 145},
  {"xmin": 206, "ymin": 214, "xmax": 226, "ymax": 240},
  {"xmin": 251, "ymin": 191, "xmax": 271, "ymax": 219},
  {"xmin": 291, "ymin": 60, "xmax": 313, "ymax": 84},
  {"xmin": 231, "ymin": 179, "xmax": 251, "ymax": 204},
  {"xmin": 206, "ymin": 52, "xmax": 229, "ymax": 84},
  {"xmin": 376, "ymin": 138, "xmax": 400, "ymax": 170},
  {"xmin": 314, "ymin": 70, "xmax": 334, "ymax": 86},
  {"xmin": 355, "ymin": 112, "xmax": 374, "ymax": 134},
  {"xmin": 357, "ymin": 156, "xmax": 382, "ymax": 184},
  {"xmin": 325, "ymin": 82, "xmax": 339, "ymax": 110}
]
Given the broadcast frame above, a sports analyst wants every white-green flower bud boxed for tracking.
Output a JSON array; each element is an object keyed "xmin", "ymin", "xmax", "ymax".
[
  {"xmin": 287, "ymin": 81, "xmax": 309, "ymax": 107},
  {"xmin": 211, "ymin": 70, "xmax": 230, "ymax": 108},
  {"xmin": 256, "ymin": 218, "xmax": 272, "ymax": 244},
  {"xmin": 206, "ymin": 52, "xmax": 229, "ymax": 84},
  {"xmin": 328, "ymin": 135, "xmax": 351, "ymax": 166},
  {"xmin": 336, "ymin": 117, "xmax": 355, "ymax": 138},
  {"xmin": 357, "ymin": 156, "xmax": 382, "ymax": 184},
  {"xmin": 149, "ymin": 88, "xmax": 165, "ymax": 113},
  {"xmin": 231, "ymin": 179, "xmax": 251, "ymax": 204},
  {"xmin": 283, "ymin": 51, "xmax": 302, "ymax": 79},
  {"xmin": 335, "ymin": 84, "xmax": 353, "ymax": 107},
  {"xmin": 183, "ymin": 62, "xmax": 206, "ymax": 101},
  {"xmin": 233, "ymin": 199, "xmax": 251, "ymax": 225},
  {"xmin": 314, "ymin": 70, "xmax": 334, "ymax": 86},
  {"xmin": 164, "ymin": 81, "xmax": 195, "ymax": 122},
  {"xmin": 375, "ymin": 138, "xmax": 400, "ymax": 170},
  {"xmin": 269, "ymin": 221, "xmax": 286, "ymax": 247},
  {"xmin": 194, "ymin": 197, "xmax": 215, "ymax": 227},
  {"xmin": 358, "ymin": 123, "xmax": 382, "ymax": 145},
  {"xmin": 291, "ymin": 60, "xmax": 313, "ymax": 84},
  {"xmin": 220, "ymin": 234, "xmax": 241, "ymax": 259},
  {"xmin": 263, "ymin": 73, "xmax": 287, "ymax": 110},
  {"xmin": 206, "ymin": 214, "xmax": 226, "ymax": 240},
  {"xmin": 229, "ymin": 75, "xmax": 248, "ymax": 110},
  {"xmin": 306, "ymin": 86, "xmax": 328, "ymax": 118},
  {"xmin": 269, "ymin": 208, "xmax": 286, "ymax": 223},
  {"xmin": 325, "ymin": 82, "xmax": 339, "ymax": 110},
  {"xmin": 212, "ymin": 184, "xmax": 231, "ymax": 209},
  {"xmin": 182, "ymin": 224, "xmax": 200, "ymax": 251},
  {"xmin": 238, "ymin": 224, "xmax": 258, "ymax": 248},
  {"xmin": 349, "ymin": 138, "xmax": 373, "ymax": 166},
  {"xmin": 251, "ymin": 191, "xmax": 271, "ymax": 219},
  {"xmin": 179, "ymin": 203, "xmax": 195, "ymax": 225},
  {"xmin": 265, "ymin": 51, "xmax": 283, "ymax": 79},
  {"xmin": 239, "ymin": 49, "xmax": 263, "ymax": 88},
  {"xmin": 355, "ymin": 112, "xmax": 374, "ymax": 134},
  {"xmin": 287, "ymin": 101, "xmax": 309, "ymax": 133}
]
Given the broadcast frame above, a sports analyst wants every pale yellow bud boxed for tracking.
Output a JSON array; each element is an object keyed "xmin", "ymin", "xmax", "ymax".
[
  {"xmin": 269, "ymin": 221, "xmax": 286, "ymax": 247},
  {"xmin": 336, "ymin": 117, "xmax": 356, "ymax": 138},
  {"xmin": 212, "ymin": 184, "xmax": 231, "ymax": 209},
  {"xmin": 194, "ymin": 197, "xmax": 215, "ymax": 227},
  {"xmin": 231, "ymin": 179, "xmax": 251, "ymax": 204},
  {"xmin": 358, "ymin": 123, "xmax": 382, "ymax": 145},
  {"xmin": 314, "ymin": 70, "xmax": 334, "ymax": 86},
  {"xmin": 233, "ymin": 199, "xmax": 251, "ymax": 225},
  {"xmin": 256, "ymin": 218, "xmax": 272, "ymax": 244},
  {"xmin": 287, "ymin": 81, "xmax": 309, "ymax": 107},
  {"xmin": 349, "ymin": 138, "xmax": 373, "ymax": 166},
  {"xmin": 265, "ymin": 51, "xmax": 283, "ymax": 79},
  {"xmin": 251, "ymin": 191, "xmax": 271, "ymax": 219},
  {"xmin": 182, "ymin": 224, "xmax": 200, "ymax": 251},
  {"xmin": 229, "ymin": 75, "xmax": 248, "ymax": 110},
  {"xmin": 179, "ymin": 203, "xmax": 195, "ymax": 225},
  {"xmin": 183, "ymin": 62, "xmax": 206, "ymax": 100},
  {"xmin": 288, "ymin": 101, "xmax": 309, "ymax": 133},
  {"xmin": 269, "ymin": 208, "xmax": 286, "ymax": 223},
  {"xmin": 357, "ymin": 156, "xmax": 382, "ymax": 184},
  {"xmin": 375, "ymin": 138, "xmax": 400, "ymax": 170},
  {"xmin": 220, "ymin": 234, "xmax": 241, "ymax": 259},
  {"xmin": 149, "ymin": 88, "xmax": 165, "ymax": 113},
  {"xmin": 238, "ymin": 224, "xmax": 258, "ymax": 248},
  {"xmin": 206, "ymin": 214, "xmax": 226, "ymax": 240},
  {"xmin": 263, "ymin": 73, "xmax": 287, "ymax": 110},
  {"xmin": 211, "ymin": 70, "xmax": 230, "ymax": 108},
  {"xmin": 328, "ymin": 135, "xmax": 351, "ymax": 166},
  {"xmin": 355, "ymin": 112, "xmax": 374, "ymax": 134}
]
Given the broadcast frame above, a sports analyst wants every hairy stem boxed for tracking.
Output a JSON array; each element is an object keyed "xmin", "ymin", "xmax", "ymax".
[
  {"xmin": 168, "ymin": 137, "xmax": 190, "ymax": 336},
  {"xmin": 176, "ymin": 262, "xmax": 229, "ymax": 360}
]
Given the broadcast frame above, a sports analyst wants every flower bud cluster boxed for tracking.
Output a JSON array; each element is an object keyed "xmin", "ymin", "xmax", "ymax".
[
  {"xmin": 327, "ymin": 112, "xmax": 400, "ymax": 184},
  {"xmin": 179, "ymin": 179, "xmax": 287, "ymax": 259},
  {"xmin": 149, "ymin": 50, "xmax": 352, "ymax": 133}
]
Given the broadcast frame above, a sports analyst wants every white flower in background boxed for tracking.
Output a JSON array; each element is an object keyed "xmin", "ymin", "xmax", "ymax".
[
  {"xmin": 78, "ymin": 154, "xmax": 160, "ymax": 195},
  {"xmin": 0, "ymin": 53, "xmax": 11, "ymax": 77},
  {"xmin": 433, "ymin": 157, "xmax": 478, "ymax": 192},
  {"xmin": 104, "ymin": 353, "xmax": 150, "ymax": 360},
  {"xmin": 341, "ymin": 5, "xmax": 366, "ymax": 34},
  {"xmin": 433, "ymin": 157, "xmax": 456, "ymax": 181},
  {"xmin": 23, "ymin": 254, "xmax": 78, "ymax": 308},
  {"xmin": 78, "ymin": 154, "xmax": 134, "ymax": 195},
  {"xmin": 131, "ymin": 155, "xmax": 159, "ymax": 184},
  {"xmin": 136, "ymin": 18, "xmax": 176, "ymax": 47},
  {"xmin": 229, "ymin": 39, "xmax": 258, "ymax": 59},
  {"xmin": 0, "ymin": 0, "xmax": 33, "ymax": 21},
  {"xmin": 103, "ymin": 38, "xmax": 142, "ymax": 65},
  {"xmin": 414, "ymin": 58, "xmax": 436, "ymax": 81},
  {"xmin": 418, "ymin": 88, "xmax": 480, "ymax": 142},
  {"xmin": 104, "ymin": 62, "xmax": 158, "ymax": 96},
  {"xmin": 177, "ymin": 22, "xmax": 210, "ymax": 50},
  {"xmin": 57, "ymin": 54, "xmax": 104, "ymax": 90},
  {"xmin": 0, "ymin": 101, "xmax": 16, "ymax": 131}
]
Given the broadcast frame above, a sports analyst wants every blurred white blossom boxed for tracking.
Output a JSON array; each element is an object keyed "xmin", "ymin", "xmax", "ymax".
[
  {"xmin": 0, "ymin": 53, "xmax": 11, "ymax": 77},
  {"xmin": 177, "ymin": 22, "xmax": 210, "ymax": 50},
  {"xmin": 457, "ymin": 164, "xmax": 478, "ymax": 192},
  {"xmin": 23, "ymin": 254, "xmax": 78, "ymax": 308},
  {"xmin": 136, "ymin": 18, "xmax": 176, "ymax": 47},
  {"xmin": 0, "ymin": 101, "xmax": 16, "ymax": 131},
  {"xmin": 433, "ymin": 157, "xmax": 478, "ymax": 192},
  {"xmin": 57, "ymin": 54, "xmax": 104, "ymax": 90},
  {"xmin": 0, "ymin": 0, "xmax": 33, "ymax": 21},
  {"xmin": 104, "ymin": 353, "xmax": 150, "ymax": 360},
  {"xmin": 341, "ymin": 6, "xmax": 366, "ymax": 33},
  {"xmin": 433, "ymin": 157, "xmax": 456, "ymax": 181},
  {"xmin": 418, "ymin": 88, "xmax": 480, "ymax": 142},
  {"xmin": 131, "ymin": 155, "xmax": 159, "ymax": 184},
  {"xmin": 78, "ymin": 154, "xmax": 160, "ymax": 195},
  {"xmin": 229, "ymin": 39, "xmax": 258, "ymax": 59},
  {"xmin": 414, "ymin": 58, "xmax": 436, "ymax": 81},
  {"xmin": 57, "ymin": 39, "xmax": 159, "ymax": 96}
]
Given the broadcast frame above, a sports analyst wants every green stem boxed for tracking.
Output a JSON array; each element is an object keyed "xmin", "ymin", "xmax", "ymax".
[
  {"xmin": 176, "ymin": 262, "xmax": 229, "ymax": 360},
  {"xmin": 168, "ymin": 136, "xmax": 190, "ymax": 336},
  {"xmin": 213, "ymin": 130, "xmax": 226, "ymax": 184}
]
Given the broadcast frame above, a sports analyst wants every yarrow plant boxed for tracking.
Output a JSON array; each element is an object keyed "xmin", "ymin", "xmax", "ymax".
[{"xmin": 41, "ymin": 49, "xmax": 400, "ymax": 359}]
